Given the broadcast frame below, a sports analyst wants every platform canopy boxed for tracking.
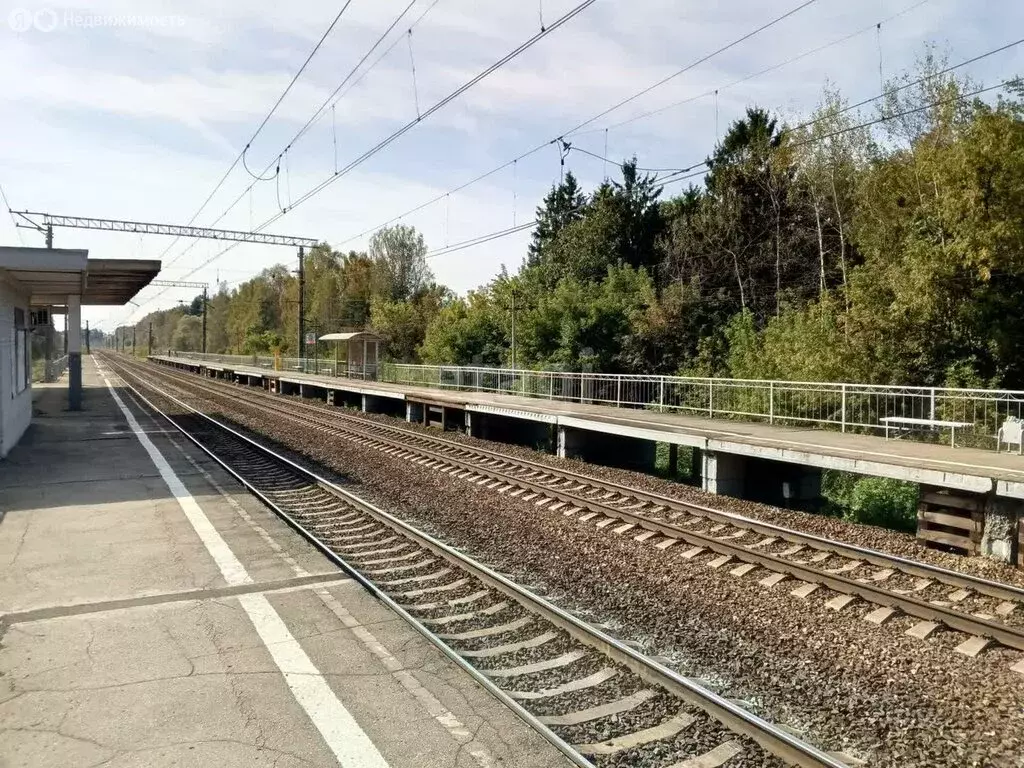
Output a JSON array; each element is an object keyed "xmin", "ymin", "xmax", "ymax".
[
  {"xmin": 0, "ymin": 246, "xmax": 161, "ymax": 306},
  {"xmin": 318, "ymin": 331, "xmax": 383, "ymax": 343}
]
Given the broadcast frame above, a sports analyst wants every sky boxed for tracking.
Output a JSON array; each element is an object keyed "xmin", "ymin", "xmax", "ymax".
[{"xmin": 1, "ymin": 0, "xmax": 1022, "ymax": 332}]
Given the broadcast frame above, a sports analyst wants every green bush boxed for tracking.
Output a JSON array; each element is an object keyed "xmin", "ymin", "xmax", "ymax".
[
  {"xmin": 822, "ymin": 471, "xmax": 918, "ymax": 532},
  {"xmin": 844, "ymin": 477, "xmax": 918, "ymax": 531}
]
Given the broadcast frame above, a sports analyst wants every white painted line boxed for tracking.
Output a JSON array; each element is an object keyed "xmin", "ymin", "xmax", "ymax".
[
  {"xmin": 97, "ymin": 359, "xmax": 391, "ymax": 768},
  {"xmin": 124, "ymin": 386, "xmax": 499, "ymax": 766},
  {"xmin": 98, "ymin": 363, "xmax": 251, "ymax": 587}
]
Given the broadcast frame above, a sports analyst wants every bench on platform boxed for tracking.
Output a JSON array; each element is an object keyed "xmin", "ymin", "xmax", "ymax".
[{"xmin": 880, "ymin": 416, "xmax": 972, "ymax": 447}]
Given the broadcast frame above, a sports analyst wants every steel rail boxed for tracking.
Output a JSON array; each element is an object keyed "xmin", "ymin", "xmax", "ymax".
[
  {"xmin": 208, "ymin": 391, "xmax": 1024, "ymax": 651},
  {"xmin": 128, "ymin": 359, "xmax": 1024, "ymax": 653},
  {"xmin": 107, "ymin": 355, "xmax": 848, "ymax": 768},
  {"xmin": 154, "ymin": 357, "xmax": 1024, "ymax": 604},
  {"xmin": 101, "ymin": 359, "xmax": 595, "ymax": 768}
]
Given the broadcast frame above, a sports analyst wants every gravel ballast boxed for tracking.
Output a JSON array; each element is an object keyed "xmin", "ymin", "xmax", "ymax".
[{"xmin": 124, "ymin": 361, "xmax": 1024, "ymax": 767}]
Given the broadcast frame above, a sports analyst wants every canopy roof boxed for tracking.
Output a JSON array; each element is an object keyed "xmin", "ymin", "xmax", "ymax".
[
  {"xmin": 319, "ymin": 331, "xmax": 383, "ymax": 342},
  {"xmin": 0, "ymin": 246, "xmax": 161, "ymax": 306}
]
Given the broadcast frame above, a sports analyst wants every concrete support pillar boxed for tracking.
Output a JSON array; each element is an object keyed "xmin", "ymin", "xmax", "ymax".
[
  {"xmin": 361, "ymin": 394, "xmax": 368, "ymax": 413},
  {"xmin": 701, "ymin": 451, "xmax": 746, "ymax": 497},
  {"xmin": 67, "ymin": 294, "xmax": 82, "ymax": 411},
  {"xmin": 982, "ymin": 497, "xmax": 1021, "ymax": 564},
  {"xmin": 327, "ymin": 390, "xmax": 336, "ymax": 406},
  {"xmin": 782, "ymin": 469, "xmax": 822, "ymax": 506},
  {"xmin": 465, "ymin": 411, "xmax": 476, "ymax": 437},
  {"xmin": 667, "ymin": 443, "xmax": 679, "ymax": 476},
  {"xmin": 556, "ymin": 426, "xmax": 570, "ymax": 459},
  {"xmin": 558, "ymin": 426, "xmax": 655, "ymax": 472},
  {"xmin": 440, "ymin": 407, "xmax": 447, "ymax": 431}
]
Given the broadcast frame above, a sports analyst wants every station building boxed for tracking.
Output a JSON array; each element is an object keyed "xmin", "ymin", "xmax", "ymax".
[{"xmin": 0, "ymin": 246, "xmax": 159, "ymax": 456}]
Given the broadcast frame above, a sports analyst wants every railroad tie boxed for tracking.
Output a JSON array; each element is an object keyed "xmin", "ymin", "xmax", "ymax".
[
  {"xmin": 996, "ymin": 601, "xmax": 1018, "ymax": 617},
  {"xmin": 538, "ymin": 689, "xmax": 654, "ymax": 727},
  {"xmin": 790, "ymin": 582, "xmax": 819, "ymax": 599},
  {"xmin": 666, "ymin": 739, "xmax": 743, "ymax": 768},
  {"xmin": 729, "ymin": 563, "xmax": 756, "ymax": 578},
  {"xmin": 825, "ymin": 595, "xmax": 858, "ymax": 612},
  {"xmin": 575, "ymin": 709, "xmax": 697, "ymax": 756},
  {"xmin": 506, "ymin": 668, "xmax": 618, "ymax": 701},
  {"xmin": 863, "ymin": 606, "xmax": 898, "ymax": 625},
  {"xmin": 759, "ymin": 572, "xmax": 787, "ymax": 587},
  {"xmin": 906, "ymin": 620, "xmax": 941, "ymax": 640},
  {"xmin": 954, "ymin": 636, "xmax": 991, "ymax": 657}
]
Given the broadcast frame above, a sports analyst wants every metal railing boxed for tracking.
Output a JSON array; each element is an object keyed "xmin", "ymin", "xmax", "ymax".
[
  {"xmin": 162, "ymin": 352, "xmax": 1024, "ymax": 448},
  {"xmin": 164, "ymin": 351, "xmax": 377, "ymax": 381}
]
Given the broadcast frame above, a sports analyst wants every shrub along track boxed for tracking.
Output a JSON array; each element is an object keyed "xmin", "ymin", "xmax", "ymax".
[{"xmin": 109, "ymin": 355, "xmax": 1024, "ymax": 767}]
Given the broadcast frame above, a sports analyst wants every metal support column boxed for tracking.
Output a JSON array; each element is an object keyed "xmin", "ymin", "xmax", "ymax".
[
  {"xmin": 149, "ymin": 323, "xmax": 153, "ymax": 356},
  {"xmin": 202, "ymin": 286, "xmax": 208, "ymax": 353},
  {"xmin": 67, "ymin": 294, "xmax": 82, "ymax": 410},
  {"xmin": 85, "ymin": 320, "xmax": 90, "ymax": 354},
  {"xmin": 296, "ymin": 246, "xmax": 305, "ymax": 360}
]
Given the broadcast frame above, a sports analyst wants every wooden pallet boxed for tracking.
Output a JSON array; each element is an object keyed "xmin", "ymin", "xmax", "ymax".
[{"xmin": 917, "ymin": 487, "xmax": 986, "ymax": 556}]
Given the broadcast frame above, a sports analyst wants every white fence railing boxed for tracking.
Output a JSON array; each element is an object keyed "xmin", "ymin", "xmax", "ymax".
[
  {"xmin": 163, "ymin": 351, "xmax": 377, "ymax": 380},
  {"xmin": 162, "ymin": 352, "xmax": 1024, "ymax": 448}
]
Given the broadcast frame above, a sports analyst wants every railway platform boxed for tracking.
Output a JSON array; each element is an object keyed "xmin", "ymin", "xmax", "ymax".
[
  {"xmin": 0, "ymin": 357, "xmax": 573, "ymax": 768},
  {"xmin": 151, "ymin": 354, "xmax": 1024, "ymax": 565}
]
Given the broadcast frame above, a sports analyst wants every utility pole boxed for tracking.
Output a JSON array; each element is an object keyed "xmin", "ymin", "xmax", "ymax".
[
  {"xmin": 63, "ymin": 312, "xmax": 68, "ymax": 355},
  {"xmin": 148, "ymin": 323, "xmax": 153, "ymax": 356},
  {"xmin": 297, "ymin": 246, "xmax": 305, "ymax": 360},
  {"xmin": 45, "ymin": 224, "xmax": 53, "ymax": 248},
  {"xmin": 132, "ymin": 326, "xmax": 136, "ymax": 357},
  {"xmin": 510, "ymin": 288, "xmax": 516, "ymax": 371},
  {"xmin": 85, "ymin": 321, "xmax": 90, "ymax": 354},
  {"xmin": 202, "ymin": 286, "xmax": 208, "ymax": 353}
]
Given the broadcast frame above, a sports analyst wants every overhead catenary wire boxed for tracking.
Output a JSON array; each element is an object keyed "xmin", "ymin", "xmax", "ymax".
[
  {"xmin": 158, "ymin": 2, "xmax": 355, "ymax": 270},
  {"xmin": 129, "ymin": 0, "xmax": 599, "ymax": 320},
  {"xmin": 573, "ymin": 0, "xmax": 932, "ymax": 136},
  {"xmin": 336, "ymin": 29, "xmax": 1023, "ymax": 252},
  {"xmin": 563, "ymin": 0, "xmax": 819, "ymax": 138},
  {"xmin": 1, "ymin": 181, "xmax": 27, "ymax": 245},
  {"xmin": 161, "ymin": 0, "xmax": 436, "ymax": 273},
  {"xmin": 423, "ymin": 78, "xmax": 1017, "ymax": 261},
  {"xmin": 335, "ymin": 1, "xmax": 821, "ymax": 249}
]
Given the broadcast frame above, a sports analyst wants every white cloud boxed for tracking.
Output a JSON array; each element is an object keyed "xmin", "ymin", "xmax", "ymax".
[{"xmin": 1, "ymin": 0, "xmax": 1021, "ymax": 331}]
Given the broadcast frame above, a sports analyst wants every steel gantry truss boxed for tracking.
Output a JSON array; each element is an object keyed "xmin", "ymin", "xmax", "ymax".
[
  {"xmin": 12, "ymin": 211, "xmax": 316, "ymax": 354},
  {"xmin": 11, "ymin": 211, "xmax": 318, "ymax": 248}
]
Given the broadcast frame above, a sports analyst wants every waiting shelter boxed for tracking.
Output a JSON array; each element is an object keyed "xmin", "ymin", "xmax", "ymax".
[
  {"xmin": 318, "ymin": 330, "xmax": 383, "ymax": 380},
  {"xmin": 0, "ymin": 246, "xmax": 159, "ymax": 456}
]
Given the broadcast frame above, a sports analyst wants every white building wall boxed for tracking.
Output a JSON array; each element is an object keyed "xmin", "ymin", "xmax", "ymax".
[{"xmin": 0, "ymin": 275, "xmax": 32, "ymax": 457}]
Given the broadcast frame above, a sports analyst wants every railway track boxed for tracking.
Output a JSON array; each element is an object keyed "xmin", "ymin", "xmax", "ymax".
[
  {"xmin": 103, "ymin": 356, "xmax": 856, "ymax": 768},
  {"xmin": 126, "ymin": 356, "xmax": 1024, "ymax": 668}
]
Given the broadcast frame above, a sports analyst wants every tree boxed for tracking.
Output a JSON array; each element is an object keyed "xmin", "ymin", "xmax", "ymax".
[
  {"xmin": 420, "ymin": 290, "xmax": 506, "ymax": 365},
  {"xmin": 610, "ymin": 157, "xmax": 664, "ymax": 271},
  {"xmin": 171, "ymin": 315, "xmax": 203, "ymax": 352},
  {"xmin": 526, "ymin": 171, "xmax": 587, "ymax": 270},
  {"xmin": 369, "ymin": 225, "xmax": 432, "ymax": 302}
]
